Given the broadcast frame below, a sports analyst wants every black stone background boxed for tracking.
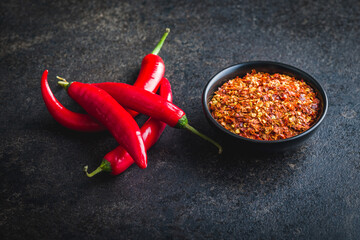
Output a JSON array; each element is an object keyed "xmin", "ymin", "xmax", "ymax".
[{"xmin": 1, "ymin": 0, "xmax": 359, "ymax": 239}]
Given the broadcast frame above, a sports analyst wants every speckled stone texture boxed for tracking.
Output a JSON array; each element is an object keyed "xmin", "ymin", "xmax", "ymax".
[{"xmin": 1, "ymin": 0, "xmax": 359, "ymax": 239}]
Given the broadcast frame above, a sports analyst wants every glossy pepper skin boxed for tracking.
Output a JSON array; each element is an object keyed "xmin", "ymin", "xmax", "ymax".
[
  {"xmin": 60, "ymin": 81, "xmax": 148, "ymax": 169},
  {"xmin": 117, "ymin": 28, "xmax": 170, "ymax": 116},
  {"xmin": 92, "ymin": 82, "xmax": 223, "ymax": 153},
  {"xmin": 94, "ymin": 82, "xmax": 184, "ymax": 127},
  {"xmin": 132, "ymin": 28, "xmax": 169, "ymax": 92},
  {"xmin": 126, "ymin": 54, "xmax": 165, "ymax": 117},
  {"xmin": 134, "ymin": 54, "xmax": 164, "ymax": 91},
  {"xmin": 84, "ymin": 78, "xmax": 173, "ymax": 177},
  {"xmin": 40, "ymin": 70, "xmax": 105, "ymax": 131}
]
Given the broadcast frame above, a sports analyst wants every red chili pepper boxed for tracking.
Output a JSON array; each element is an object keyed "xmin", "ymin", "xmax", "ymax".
[
  {"xmin": 127, "ymin": 28, "xmax": 170, "ymax": 116},
  {"xmin": 41, "ymin": 70, "xmax": 105, "ymax": 131},
  {"xmin": 84, "ymin": 78, "xmax": 173, "ymax": 177},
  {"xmin": 58, "ymin": 81, "xmax": 148, "ymax": 169},
  {"xmin": 90, "ymin": 82, "xmax": 223, "ymax": 153},
  {"xmin": 41, "ymin": 28, "xmax": 169, "ymax": 132}
]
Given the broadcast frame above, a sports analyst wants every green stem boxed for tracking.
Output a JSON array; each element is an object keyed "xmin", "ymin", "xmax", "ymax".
[
  {"xmin": 176, "ymin": 115, "xmax": 223, "ymax": 154},
  {"xmin": 56, "ymin": 76, "xmax": 67, "ymax": 82},
  {"xmin": 57, "ymin": 76, "xmax": 71, "ymax": 90},
  {"xmin": 151, "ymin": 28, "xmax": 170, "ymax": 55},
  {"xmin": 183, "ymin": 123, "xmax": 223, "ymax": 154},
  {"xmin": 84, "ymin": 159, "xmax": 112, "ymax": 178},
  {"xmin": 57, "ymin": 81, "xmax": 70, "ymax": 90}
]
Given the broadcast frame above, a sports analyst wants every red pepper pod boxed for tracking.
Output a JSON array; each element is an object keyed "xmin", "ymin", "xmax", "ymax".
[
  {"xmin": 126, "ymin": 28, "xmax": 169, "ymax": 116},
  {"xmin": 84, "ymin": 78, "xmax": 173, "ymax": 177},
  {"xmin": 92, "ymin": 82, "xmax": 223, "ymax": 153},
  {"xmin": 60, "ymin": 81, "xmax": 147, "ymax": 169},
  {"xmin": 133, "ymin": 28, "xmax": 169, "ymax": 91},
  {"xmin": 93, "ymin": 82, "xmax": 184, "ymax": 127},
  {"xmin": 125, "ymin": 54, "xmax": 165, "ymax": 117},
  {"xmin": 133, "ymin": 54, "xmax": 165, "ymax": 91},
  {"xmin": 40, "ymin": 70, "xmax": 105, "ymax": 131}
]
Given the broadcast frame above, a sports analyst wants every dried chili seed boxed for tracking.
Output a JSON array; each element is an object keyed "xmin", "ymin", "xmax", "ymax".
[{"xmin": 209, "ymin": 70, "xmax": 321, "ymax": 141}]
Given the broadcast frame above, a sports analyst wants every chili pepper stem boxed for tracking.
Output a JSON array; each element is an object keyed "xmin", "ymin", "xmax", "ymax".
[
  {"xmin": 183, "ymin": 123, "xmax": 223, "ymax": 154},
  {"xmin": 84, "ymin": 159, "xmax": 112, "ymax": 177},
  {"xmin": 176, "ymin": 116, "xmax": 222, "ymax": 154},
  {"xmin": 56, "ymin": 76, "xmax": 68, "ymax": 82},
  {"xmin": 57, "ymin": 77, "xmax": 71, "ymax": 90},
  {"xmin": 151, "ymin": 28, "xmax": 170, "ymax": 55}
]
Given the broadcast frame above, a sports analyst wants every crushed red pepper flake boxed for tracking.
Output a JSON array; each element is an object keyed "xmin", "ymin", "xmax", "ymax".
[{"xmin": 209, "ymin": 70, "xmax": 320, "ymax": 141}]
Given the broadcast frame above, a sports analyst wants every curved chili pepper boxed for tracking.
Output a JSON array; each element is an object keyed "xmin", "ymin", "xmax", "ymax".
[
  {"xmin": 90, "ymin": 82, "xmax": 223, "ymax": 153},
  {"xmin": 58, "ymin": 81, "xmax": 148, "ymax": 169},
  {"xmin": 41, "ymin": 29, "xmax": 169, "ymax": 132},
  {"xmin": 41, "ymin": 70, "xmax": 105, "ymax": 131},
  {"xmin": 84, "ymin": 78, "xmax": 173, "ymax": 177}
]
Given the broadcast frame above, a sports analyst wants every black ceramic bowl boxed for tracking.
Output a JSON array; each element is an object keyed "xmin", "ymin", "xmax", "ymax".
[{"xmin": 202, "ymin": 61, "xmax": 328, "ymax": 152}]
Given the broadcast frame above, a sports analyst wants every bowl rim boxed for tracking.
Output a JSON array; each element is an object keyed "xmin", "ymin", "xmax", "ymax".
[{"xmin": 202, "ymin": 61, "xmax": 328, "ymax": 144}]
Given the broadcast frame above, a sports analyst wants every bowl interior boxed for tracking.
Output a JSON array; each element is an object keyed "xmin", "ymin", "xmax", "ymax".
[{"xmin": 203, "ymin": 61, "xmax": 328, "ymax": 143}]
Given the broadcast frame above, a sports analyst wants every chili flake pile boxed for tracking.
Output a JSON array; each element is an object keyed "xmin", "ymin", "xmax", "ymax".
[{"xmin": 209, "ymin": 70, "xmax": 320, "ymax": 140}]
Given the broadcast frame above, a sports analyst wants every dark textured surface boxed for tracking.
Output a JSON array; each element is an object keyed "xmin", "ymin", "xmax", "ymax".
[{"xmin": 1, "ymin": 0, "xmax": 359, "ymax": 239}]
